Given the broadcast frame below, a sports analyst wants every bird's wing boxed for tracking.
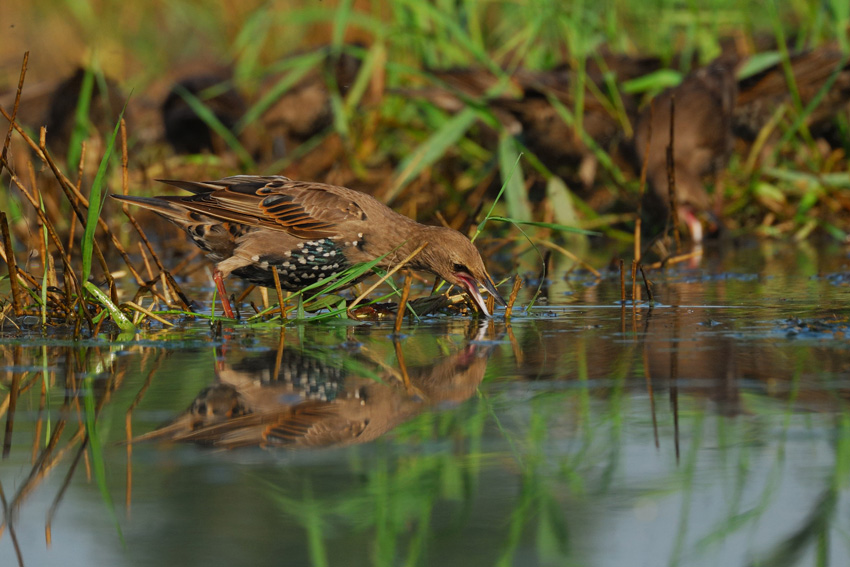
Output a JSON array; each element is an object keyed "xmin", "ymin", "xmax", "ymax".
[{"xmin": 156, "ymin": 175, "xmax": 367, "ymax": 240}]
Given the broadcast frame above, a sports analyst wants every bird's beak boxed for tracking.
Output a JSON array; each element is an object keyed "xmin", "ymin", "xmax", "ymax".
[
  {"xmin": 455, "ymin": 272, "xmax": 506, "ymax": 317},
  {"xmin": 482, "ymin": 273, "xmax": 507, "ymax": 307}
]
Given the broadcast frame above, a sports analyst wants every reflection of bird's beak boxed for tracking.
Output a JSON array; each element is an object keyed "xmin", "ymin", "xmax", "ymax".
[{"xmin": 456, "ymin": 272, "xmax": 506, "ymax": 317}]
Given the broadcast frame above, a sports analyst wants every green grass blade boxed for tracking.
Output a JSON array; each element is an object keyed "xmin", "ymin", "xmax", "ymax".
[
  {"xmin": 81, "ymin": 98, "xmax": 128, "ymax": 285},
  {"xmin": 83, "ymin": 370, "xmax": 124, "ymax": 543}
]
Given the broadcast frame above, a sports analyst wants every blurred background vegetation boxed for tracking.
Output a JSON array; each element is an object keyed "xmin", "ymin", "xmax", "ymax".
[{"xmin": 2, "ymin": 0, "xmax": 849, "ymax": 275}]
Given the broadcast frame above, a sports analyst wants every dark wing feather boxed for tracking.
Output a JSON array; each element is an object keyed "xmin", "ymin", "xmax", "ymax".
[{"xmin": 155, "ymin": 176, "xmax": 366, "ymax": 239}]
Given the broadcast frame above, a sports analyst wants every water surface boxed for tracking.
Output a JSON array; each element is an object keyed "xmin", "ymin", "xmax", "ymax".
[{"xmin": 1, "ymin": 241, "xmax": 849, "ymax": 567}]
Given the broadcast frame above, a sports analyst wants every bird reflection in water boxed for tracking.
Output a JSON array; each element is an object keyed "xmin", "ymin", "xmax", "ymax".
[{"xmin": 131, "ymin": 324, "xmax": 494, "ymax": 449}]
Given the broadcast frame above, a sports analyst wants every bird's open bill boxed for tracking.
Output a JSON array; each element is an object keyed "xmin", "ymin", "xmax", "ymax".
[{"xmin": 456, "ymin": 272, "xmax": 506, "ymax": 317}]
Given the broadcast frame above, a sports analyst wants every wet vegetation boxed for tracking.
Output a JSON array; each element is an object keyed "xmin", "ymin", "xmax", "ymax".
[{"xmin": 1, "ymin": 1, "xmax": 850, "ymax": 566}]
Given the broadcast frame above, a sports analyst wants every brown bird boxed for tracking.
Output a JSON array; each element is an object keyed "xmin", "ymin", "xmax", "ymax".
[
  {"xmin": 734, "ymin": 46, "xmax": 850, "ymax": 145},
  {"xmin": 112, "ymin": 176, "xmax": 505, "ymax": 318},
  {"xmin": 634, "ymin": 57, "xmax": 738, "ymax": 241}
]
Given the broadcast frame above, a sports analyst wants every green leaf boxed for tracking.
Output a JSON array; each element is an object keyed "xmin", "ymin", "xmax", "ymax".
[{"xmin": 621, "ymin": 69, "xmax": 683, "ymax": 95}]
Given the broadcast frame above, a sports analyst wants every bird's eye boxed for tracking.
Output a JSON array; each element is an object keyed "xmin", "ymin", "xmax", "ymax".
[{"xmin": 452, "ymin": 263, "xmax": 469, "ymax": 273}]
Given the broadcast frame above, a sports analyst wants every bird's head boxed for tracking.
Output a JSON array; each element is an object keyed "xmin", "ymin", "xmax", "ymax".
[{"xmin": 415, "ymin": 227, "xmax": 506, "ymax": 317}]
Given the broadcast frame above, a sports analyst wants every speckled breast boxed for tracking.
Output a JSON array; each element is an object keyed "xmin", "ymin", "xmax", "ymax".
[{"xmin": 231, "ymin": 237, "xmax": 354, "ymax": 290}]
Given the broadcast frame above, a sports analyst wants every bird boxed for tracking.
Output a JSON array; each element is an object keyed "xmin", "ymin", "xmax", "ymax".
[
  {"xmin": 734, "ymin": 45, "xmax": 850, "ymax": 147},
  {"xmin": 634, "ymin": 57, "xmax": 739, "ymax": 241},
  {"xmin": 112, "ymin": 175, "xmax": 506, "ymax": 318}
]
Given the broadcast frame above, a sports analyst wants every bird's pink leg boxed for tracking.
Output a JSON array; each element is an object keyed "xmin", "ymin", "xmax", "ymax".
[{"xmin": 213, "ymin": 268, "xmax": 235, "ymax": 319}]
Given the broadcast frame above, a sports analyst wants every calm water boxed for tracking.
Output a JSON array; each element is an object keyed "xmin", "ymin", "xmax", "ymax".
[{"xmin": 1, "ymin": 241, "xmax": 850, "ymax": 567}]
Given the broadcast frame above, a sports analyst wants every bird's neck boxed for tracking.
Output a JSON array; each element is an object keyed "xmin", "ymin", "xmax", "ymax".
[{"xmin": 373, "ymin": 222, "xmax": 444, "ymax": 271}]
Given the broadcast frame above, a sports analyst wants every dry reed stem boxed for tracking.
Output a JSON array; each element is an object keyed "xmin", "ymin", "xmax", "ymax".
[
  {"xmin": 645, "ymin": 250, "xmax": 701, "ymax": 270},
  {"xmin": 0, "ymin": 52, "xmax": 28, "ymax": 178},
  {"xmin": 117, "ymin": 120, "xmax": 190, "ymax": 308},
  {"xmin": 35, "ymin": 132, "xmax": 120, "ymax": 296},
  {"xmin": 643, "ymin": 346, "xmax": 660, "ymax": 448},
  {"xmin": 236, "ymin": 284, "xmax": 256, "ymax": 305},
  {"xmin": 271, "ymin": 267, "xmax": 286, "ymax": 319},
  {"xmin": 393, "ymin": 272, "xmax": 412, "ymax": 333},
  {"xmin": 75, "ymin": 141, "xmax": 86, "ymax": 191},
  {"xmin": 0, "ymin": 213, "xmax": 24, "ymax": 316},
  {"xmin": 631, "ymin": 259, "xmax": 638, "ymax": 302},
  {"xmin": 0, "ymin": 480, "xmax": 24, "ymax": 566},
  {"xmin": 347, "ymin": 242, "xmax": 428, "ymax": 315},
  {"xmin": 138, "ymin": 242, "xmax": 154, "ymax": 280},
  {"xmin": 505, "ymin": 275, "xmax": 522, "ymax": 319},
  {"xmin": 635, "ymin": 100, "xmax": 653, "ymax": 263},
  {"xmin": 122, "ymin": 302, "xmax": 175, "ymax": 326},
  {"xmin": 665, "ymin": 96, "xmax": 682, "ymax": 253},
  {"xmin": 619, "ymin": 258, "xmax": 625, "ymax": 305},
  {"xmin": 639, "ymin": 264, "xmax": 654, "ymax": 303},
  {"xmin": 3, "ymin": 156, "xmax": 80, "ymax": 293}
]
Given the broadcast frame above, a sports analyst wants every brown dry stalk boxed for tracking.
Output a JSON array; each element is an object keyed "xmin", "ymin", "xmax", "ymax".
[
  {"xmin": 619, "ymin": 258, "xmax": 625, "ymax": 305},
  {"xmin": 0, "ymin": 213, "xmax": 24, "ymax": 316},
  {"xmin": 639, "ymin": 264, "xmax": 654, "ymax": 303},
  {"xmin": 636, "ymin": 100, "xmax": 653, "ymax": 263},
  {"xmin": 11, "ymin": 161, "xmax": 81, "ymax": 292},
  {"xmin": 0, "ymin": 52, "xmax": 28, "ymax": 179},
  {"xmin": 665, "ymin": 96, "xmax": 681, "ymax": 253},
  {"xmin": 271, "ymin": 266, "xmax": 286, "ymax": 318},
  {"xmin": 645, "ymin": 250, "xmax": 701, "ymax": 270},
  {"xmin": 505, "ymin": 275, "xmax": 522, "ymax": 319},
  {"xmin": 117, "ymin": 192, "xmax": 191, "ymax": 309},
  {"xmin": 631, "ymin": 259, "xmax": 638, "ymax": 302},
  {"xmin": 393, "ymin": 272, "xmax": 412, "ymax": 333}
]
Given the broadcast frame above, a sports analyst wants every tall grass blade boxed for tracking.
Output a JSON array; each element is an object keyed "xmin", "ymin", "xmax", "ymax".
[
  {"xmin": 81, "ymin": 99, "xmax": 128, "ymax": 285},
  {"xmin": 83, "ymin": 370, "xmax": 124, "ymax": 543},
  {"xmin": 388, "ymin": 107, "xmax": 478, "ymax": 202},
  {"xmin": 67, "ymin": 67, "xmax": 95, "ymax": 172},
  {"xmin": 236, "ymin": 50, "xmax": 326, "ymax": 134},
  {"xmin": 497, "ymin": 133, "xmax": 531, "ymax": 222}
]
